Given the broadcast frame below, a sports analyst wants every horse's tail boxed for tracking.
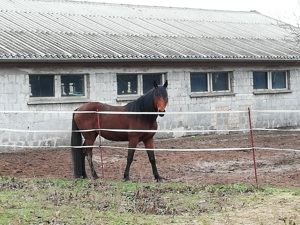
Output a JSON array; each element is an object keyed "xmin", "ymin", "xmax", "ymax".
[{"xmin": 71, "ymin": 110, "xmax": 85, "ymax": 178}]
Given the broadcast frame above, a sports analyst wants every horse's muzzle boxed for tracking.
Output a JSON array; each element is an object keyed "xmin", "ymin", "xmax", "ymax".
[{"xmin": 158, "ymin": 110, "xmax": 165, "ymax": 117}]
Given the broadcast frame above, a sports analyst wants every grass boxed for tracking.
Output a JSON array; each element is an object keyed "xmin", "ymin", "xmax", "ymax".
[{"xmin": 0, "ymin": 177, "xmax": 299, "ymax": 225}]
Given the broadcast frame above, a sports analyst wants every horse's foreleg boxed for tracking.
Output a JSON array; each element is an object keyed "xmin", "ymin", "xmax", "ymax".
[
  {"xmin": 144, "ymin": 138, "xmax": 163, "ymax": 182},
  {"xmin": 124, "ymin": 140, "xmax": 138, "ymax": 181},
  {"xmin": 124, "ymin": 149, "xmax": 135, "ymax": 181}
]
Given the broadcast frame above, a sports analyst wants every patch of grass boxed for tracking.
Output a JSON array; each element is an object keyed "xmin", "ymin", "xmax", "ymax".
[{"xmin": 0, "ymin": 176, "xmax": 299, "ymax": 224}]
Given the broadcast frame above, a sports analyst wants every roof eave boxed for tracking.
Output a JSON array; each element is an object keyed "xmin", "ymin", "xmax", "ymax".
[{"xmin": 0, "ymin": 57, "xmax": 300, "ymax": 63}]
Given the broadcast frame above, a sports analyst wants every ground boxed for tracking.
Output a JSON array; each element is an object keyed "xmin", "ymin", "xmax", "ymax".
[{"xmin": 0, "ymin": 131, "xmax": 299, "ymax": 189}]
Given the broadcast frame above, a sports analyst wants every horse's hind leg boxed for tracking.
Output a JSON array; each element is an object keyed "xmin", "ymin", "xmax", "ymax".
[
  {"xmin": 81, "ymin": 151, "xmax": 88, "ymax": 178},
  {"xmin": 144, "ymin": 138, "xmax": 163, "ymax": 181},
  {"xmin": 84, "ymin": 148, "xmax": 99, "ymax": 179},
  {"xmin": 83, "ymin": 136, "xmax": 99, "ymax": 179}
]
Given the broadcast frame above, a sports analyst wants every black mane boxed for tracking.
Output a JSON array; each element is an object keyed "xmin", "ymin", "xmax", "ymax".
[{"xmin": 126, "ymin": 85, "xmax": 168, "ymax": 121}]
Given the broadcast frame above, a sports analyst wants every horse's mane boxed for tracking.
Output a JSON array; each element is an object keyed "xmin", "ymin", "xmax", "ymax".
[
  {"xmin": 125, "ymin": 86, "xmax": 167, "ymax": 121},
  {"xmin": 126, "ymin": 88, "xmax": 156, "ymax": 112}
]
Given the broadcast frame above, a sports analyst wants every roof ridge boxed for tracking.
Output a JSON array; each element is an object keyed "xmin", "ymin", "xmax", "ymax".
[
  {"xmin": 66, "ymin": 0, "xmax": 262, "ymax": 14},
  {"xmin": 6, "ymin": 0, "xmax": 262, "ymax": 14}
]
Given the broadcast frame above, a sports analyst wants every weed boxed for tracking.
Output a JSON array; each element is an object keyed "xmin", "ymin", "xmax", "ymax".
[{"xmin": 0, "ymin": 177, "xmax": 299, "ymax": 224}]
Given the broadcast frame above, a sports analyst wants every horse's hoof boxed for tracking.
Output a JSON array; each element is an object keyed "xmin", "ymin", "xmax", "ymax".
[{"xmin": 155, "ymin": 176, "xmax": 165, "ymax": 182}]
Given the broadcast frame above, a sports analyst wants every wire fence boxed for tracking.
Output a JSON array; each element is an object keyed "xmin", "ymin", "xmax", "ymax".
[
  {"xmin": 1, "ymin": 108, "xmax": 300, "ymax": 185},
  {"xmin": 0, "ymin": 109, "xmax": 300, "ymax": 152}
]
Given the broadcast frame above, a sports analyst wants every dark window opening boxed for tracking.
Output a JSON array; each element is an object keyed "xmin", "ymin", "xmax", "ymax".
[
  {"xmin": 61, "ymin": 75, "xmax": 85, "ymax": 96},
  {"xmin": 253, "ymin": 71, "xmax": 268, "ymax": 89},
  {"xmin": 29, "ymin": 75, "xmax": 54, "ymax": 97},
  {"xmin": 190, "ymin": 73, "xmax": 208, "ymax": 92},
  {"xmin": 143, "ymin": 74, "xmax": 162, "ymax": 94},
  {"xmin": 272, "ymin": 71, "xmax": 286, "ymax": 89},
  {"xmin": 117, "ymin": 74, "xmax": 138, "ymax": 95},
  {"xmin": 212, "ymin": 72, "xmax": 229, "ymax": 91}
]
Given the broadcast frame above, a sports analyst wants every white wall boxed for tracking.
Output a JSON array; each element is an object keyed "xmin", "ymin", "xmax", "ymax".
[{"xmin": 1, "ymin": 64, "xmax": 300, "ymax": 151}]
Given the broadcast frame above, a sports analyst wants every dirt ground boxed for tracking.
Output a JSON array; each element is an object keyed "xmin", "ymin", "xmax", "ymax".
[{"xmin": 0, "ymin": 131, "xmax": 300, "ymax": 189}]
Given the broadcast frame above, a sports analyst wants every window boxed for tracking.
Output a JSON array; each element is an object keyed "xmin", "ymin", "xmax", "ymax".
[
  {"xmin": 117, "ymin": 74, "xmax": 138, "ymax": 95},
  {"xmin": 212, "ymin": 72, "xmax": 229, "ymax": 91},
  {"xmin": 29, "ymin": 74, "xmax": 88, "ymax": 104},
  {"xmin": 117, "ymin": 73, "xmax": 165, "ymax": 98},
  {"xmin": 253, "ymin": 71, "xmax": 288, "ymax": 91},
  {"xmin": 253, "ymin": 71, "xmax": 268, "ymax": 89},
  {"xmin": 61, "ymin": 75, "xmax": 85, "ymax": 96},
  {"xmin": 191, "ymin": 73, "xmax": 207, "ymax": 92},
  {"xmin": 190, "ymin": 72, "xmax": 231, "ymax": 94},
  {"xmin": 142, "ymin": 74, "xmax": 162, "ymax": 94},
  {"xmin": 29, "ymin": 75, "xmax": 54, "ymax": 97}
]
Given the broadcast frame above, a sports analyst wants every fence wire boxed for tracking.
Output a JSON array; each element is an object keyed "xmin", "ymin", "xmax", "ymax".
[{"xmin": 1, "ymin": 109, "xmax": 300, "ymax": 152}]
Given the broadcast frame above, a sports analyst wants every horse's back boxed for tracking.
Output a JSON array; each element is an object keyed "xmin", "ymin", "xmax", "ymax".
[{"xmin": 76, "ymin": 102, "xmax": 123, "ymax": 112}]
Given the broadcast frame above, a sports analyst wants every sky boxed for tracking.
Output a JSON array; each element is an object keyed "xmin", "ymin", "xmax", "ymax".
[{"xmin": 75, "ymin": 0, "xmax": 300, "ymax": 26}]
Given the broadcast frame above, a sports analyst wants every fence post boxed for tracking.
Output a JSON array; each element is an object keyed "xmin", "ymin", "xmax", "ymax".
[
  {"xmin": 97, "ymin": 110, "xmax": 104, "ymax": 179},
  {"xmin": 248, "ymin": 107, "xmax": 258, "ymax": 186}
]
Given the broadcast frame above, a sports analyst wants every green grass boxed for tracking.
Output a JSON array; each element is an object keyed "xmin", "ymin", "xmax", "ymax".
[{"xmin": 0, "ymin": 177, "xmax": 299, "ymax": 224}]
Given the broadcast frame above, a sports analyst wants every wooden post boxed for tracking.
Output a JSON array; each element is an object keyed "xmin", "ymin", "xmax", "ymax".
[
  {"xmin": 248, "ymin": 107, "xmax": 258, "ymax": 186},
  {"xmin": 97, "ymin": 110, "xmax": 104, "ymax": 179}
]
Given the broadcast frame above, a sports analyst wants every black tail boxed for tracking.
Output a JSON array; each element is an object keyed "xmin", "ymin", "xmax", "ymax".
[{"xmin": 71, "ymin": 111, "xmax": 86, "ymax": 178}]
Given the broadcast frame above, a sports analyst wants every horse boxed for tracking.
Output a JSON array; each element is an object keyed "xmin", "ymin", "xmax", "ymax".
[{"xmin": 71, "ymin": 80, "xmax": 168, "ymax": 181}]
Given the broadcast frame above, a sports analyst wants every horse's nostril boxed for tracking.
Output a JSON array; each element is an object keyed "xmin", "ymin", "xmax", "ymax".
[{"xmin": 158, "ymin": 110, "xmax": 165, "ymax": 117}]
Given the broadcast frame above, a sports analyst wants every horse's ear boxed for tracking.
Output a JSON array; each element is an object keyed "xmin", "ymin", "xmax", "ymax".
[
  {"xmin": 163, "ymin": 80, "xmax": 168, "ymax": 88},
  {"xmin": 153, "ymin": 81, "xmax": 158, "ymax": 88}
]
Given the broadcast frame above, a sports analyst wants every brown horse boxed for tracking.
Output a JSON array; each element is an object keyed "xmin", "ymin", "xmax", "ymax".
[{"xmin": 71, "ymin": 80, "xmax": 168, "ymax": 181}]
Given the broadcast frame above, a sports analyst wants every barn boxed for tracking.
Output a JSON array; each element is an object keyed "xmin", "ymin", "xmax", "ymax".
[{"xmin": 1, "ymin": 0, "xmax": 300, "ymax": 150}]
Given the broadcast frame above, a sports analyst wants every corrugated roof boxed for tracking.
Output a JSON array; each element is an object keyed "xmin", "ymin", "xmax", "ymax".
[{"xmin": 0, "ymin": 0, "xmax": 299, "ymax": 61}]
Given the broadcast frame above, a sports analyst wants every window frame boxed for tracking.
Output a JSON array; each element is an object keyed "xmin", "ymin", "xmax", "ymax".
[
  {"xmin": 252, "ymin": 70, "xmax": 291, "ymax": 95},
  {"xmin": 116, "ymin": 73, "xmax": 167, "ymax": 101},
  {"xmin": 190, "ymin": 71, "xmax": 234, "ymax": 98},
  {"xmin": 28, "ymin": 73, "xmax": 89, "ymax": 105}
]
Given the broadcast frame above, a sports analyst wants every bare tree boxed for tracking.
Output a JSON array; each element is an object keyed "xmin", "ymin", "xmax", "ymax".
[{"xmin": 277, "ymin": 1, "xmax": 300, "ymax": 45}]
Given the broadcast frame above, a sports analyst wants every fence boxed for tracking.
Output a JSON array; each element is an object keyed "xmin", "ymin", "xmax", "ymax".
[
  {"xmin": 1, "ymin": 109, "xmax": 300, "ymax": 149},
  {"xmin": 1, "ymin": 109, "xmax": 300, "ymax": 185}
]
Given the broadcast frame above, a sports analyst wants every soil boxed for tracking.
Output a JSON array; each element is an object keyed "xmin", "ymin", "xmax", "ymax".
[{"xmin": 0, "ymin": 131, "xmax": 300, "ymax": 189}]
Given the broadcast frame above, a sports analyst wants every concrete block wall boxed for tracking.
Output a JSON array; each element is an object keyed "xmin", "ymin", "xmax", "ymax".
[
  {"xmin": 160, "ymin": 67, "xmax": 300, "ymax": 137},
  {"xmin": 0, "ymin": 66, "xmax": 300, "ymax": 152}
]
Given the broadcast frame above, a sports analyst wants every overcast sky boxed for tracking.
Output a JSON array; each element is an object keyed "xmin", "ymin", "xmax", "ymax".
[{"xmin": 75, "ymin": 0, "xmax": 300, "ymax": 26}]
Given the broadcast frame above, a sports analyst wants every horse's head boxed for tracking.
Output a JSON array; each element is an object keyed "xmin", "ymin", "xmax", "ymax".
[{"xmin": 153, "ymin": 80, "xmax": 168, "ymax": 117}]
